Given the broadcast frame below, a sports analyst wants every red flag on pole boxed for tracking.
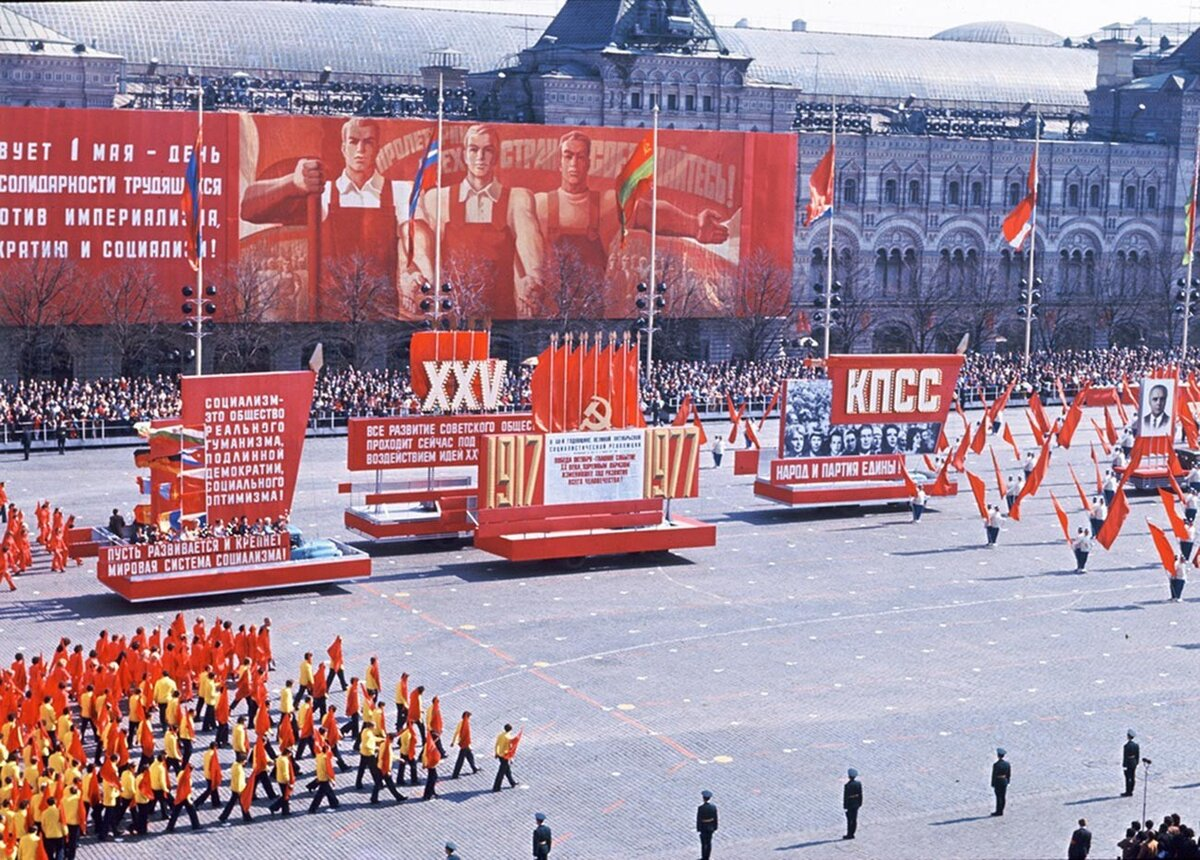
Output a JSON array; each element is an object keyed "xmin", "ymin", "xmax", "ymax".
[
  {"xmin": 1001, "ymin": 422, "xmax": 1021, "ymax": 460},
  {"xmin": 1090, "ymin": 419, "xmax": 1112, "ymax": 455},
  {"xmin": 758, "ymin": 387, "xmax": 781, "ymax": 430},
  {"xmin": 988, "ymin": 380, "xmax": 1016, "ymax": 424},
  {"xmin": 1147, "ymin": 520, "xmax": 1178, "ymax": 573},
  {"xmin": 900, "ymin": 465, "xmax": 918, "ymax": 496},
  {"xmin": 966, "ymin": 470, "xmax": 988, "ymax": 521},
  {"xmin": 1026, "ymin": 410, "xmax": 1046, "ymax": 448},
  {"xmin": 950, "ymin": 430, "xmax": 971, "ymax": 472},
  {"xmin": 803, "ymin": 144, "xmax": 836, "ymax": 227},
  {"xmin": 1049, "ymin": 491, "xmax": 1071, "ymax": 544},
  {"xmin": 989, "ymin": 446, "xmax": 1008, "ymax": 499},
  {"xmin": 969, "ymin": 418, "xmax": 988, "ymax": 455},
  {"xmin": 725, "ymin": 393, "xmax": 742, "ymax": 444},
  {"xmin": 671, "ymin": 394, "xmax": 693, "ymax": 427},
  {"xmin": 1096, "ymin": 487, "xmax": 1130, "ymax": 549},
  {"xmin": 744, "ymin": 421, "xmax": 761, "ymax": 450},
  {"xmin": 1024, "ymin": 440, "xmax": 1052, "ymax": 497},
  {"xmin": 1103, "ymin": 407, "xmax": 1119, "ymax": 445},
  {"xmin": 1067, "ymin": 463, "xmax": 1091, "ymax": 512},
  {"xmin": 1028, "ymin": 392, "xmax": 1051, "ymax": 435},
  {"xmin": 1158, "ymin": 488, "xmax": 1190, "ymax": 539},
  {"xmin": 1057, "ymin": 384, "xmax": 1089, "ymax": 448},
  {"xmin": 936, "ymin": 426, "xmax": 950, "ymax": 453},
  {"xmin": 691, "ymin": 408, "xmax": 708, "ymax": 446}
]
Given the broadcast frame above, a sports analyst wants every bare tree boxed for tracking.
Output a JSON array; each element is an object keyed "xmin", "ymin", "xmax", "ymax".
[
  {"xmin": 828, "ymin": 250, "xmax": 873, "ymax": 353},
  {"xmin": 527, "ymin": 243, "xmax": 606, "ymax": 335},
  {"xmin": 440, "ymin": 254, "xmax": 496, "ymax": 327},
  {"xmin": 326, "ymin": 253, "xmax": 390, "ymax": 364},
  {"xmin": 0, "ymin": 258, "xmax": 89, "ymax": 378},
  {"xmin": 95, "ymin": 263, "xmax": 171, "ymax": 375},
  {"xmin": 210, "ymin": 251, "xmax": 286, "ymax": 372},
  {"xmin": 895, "ymin": 254, "xmax": 957, "ymax": 353},
  {"xmin": 730, "ymin": 248, "xmax": 791, "ymax": 361},
  {"xmin": 957, "ymin": 251, "xmax": 1013, "ymax": 354}
]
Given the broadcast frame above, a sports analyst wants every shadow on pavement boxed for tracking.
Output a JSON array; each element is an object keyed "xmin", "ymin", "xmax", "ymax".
[
  {"xmin": 1064, "ymin": 795, "xmax": 1123, "ymax": 805},
  {"xmin": 774, "ymin": 838, "xmax": 845, "ymax": 850},
  {"xmin": 929, "ymin": 814, "xmax": 996, "ymax": 826}
]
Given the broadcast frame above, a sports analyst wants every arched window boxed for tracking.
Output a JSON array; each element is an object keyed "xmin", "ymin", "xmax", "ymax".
[
  {"xmin": 1147, "ymin": 186, "xmax": 1158, "ymax": 210},
  {"xmin": 1124, "ymin": 185, "xmax": 1137, "ymax": 209},
  {"xmin": 908, "ymin": 179, "xmax": 922, "ymax": 205},
  {"xmin": 1067, "ymin": 184, "xmax": 1080, "ymax": 209},
  {"xmin": 844, "ymin": 177, "xmax": 858, "ymax": 204},
  {"xmin": 947, "ymin": 180, "xmax": 960, "ymax": 206},
  {"xmin": 970, "ymin": 181, "xmax": 983, "ymax": 207},
  {"xmin": 1089, "ymin": 184, "xmax": 1101, "ymax": 208},
  {"xmin": 1008, "ymin": 182, "xmax": 1021, "ymax": 206},
  {"xmin": 884, "ymin": 179, "xmax": 897, "ymax": 204}
]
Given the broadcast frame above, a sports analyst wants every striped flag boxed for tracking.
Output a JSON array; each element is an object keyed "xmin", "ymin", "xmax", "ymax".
[
  {"xmin": 803, "ymin": 144, "xmax": 835, "ymax": 227},
  {"xmin": 181, "ymin": 126, "xmax": 203, "ymax": 271},
  {"xmin": 1184, "ymin": 151, "xmax": 1200, "ymax": 265},
  {"xmin": 407, "ymin": 136, "xmax": 439, "ymax": 260},
  {"xmin": 1001, "ymin": 149, "xmax": 1037, "ymax": 249},
  {"xmin": 616, "ymin": 133, "xmax": 654, "ymax": 245}
]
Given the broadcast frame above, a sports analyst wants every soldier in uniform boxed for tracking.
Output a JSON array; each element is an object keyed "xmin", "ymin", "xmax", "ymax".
[
  {"xmin": 843, "ymin": 768, "xmax": 862, "ymax": 839},
  {"xmin": 444, "ymin": 842, "xmax": 461, "ymax": 860},
  {"xmin": 1122, "ymin": 730, "xmax": 1140, "ymax": 797},
  {"xmin": 533, "ymin": 811, "xmax": 552, "ymax": 860},
  {"xmin": 696, "ymin": 789, "xmax": 718, "ymax": 859},
  {"xmin": 991, "ymin": 748, "xmax": 1011, "ymax": 816}
]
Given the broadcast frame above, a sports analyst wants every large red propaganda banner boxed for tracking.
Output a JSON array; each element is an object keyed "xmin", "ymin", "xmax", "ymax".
[
  {"xmin": 774, "ymin": 355, "xmax": 964, "ymax": 485},
  {"xmin": 180, "ymin": 370, "xmax": 314, "ymax": 524},
  {"xmin": 0, "ymin": 107, "xmax": 238, "ymax": 323},
  {"xmin": 347, "ymin": 413, "xmax": 535, "ymax": 470},
  {"xmin": 0, "ymin": 106, "xmax": 794, "ymax": 323}
]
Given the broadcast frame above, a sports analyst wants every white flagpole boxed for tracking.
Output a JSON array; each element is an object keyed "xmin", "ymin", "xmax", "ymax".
[
  {"xmin": 822, "ymin": 96, "xmax": 837, "ymax": 361},
  {"xmin": 647, "ymin": 104, "xmax": 659, "ymax": 381},
  {"xmin": 1022, "ymin": 110, "xmax": 1040, "ymax": 366},
  {"xmin": 195, "ymin": 85, "xmax": 204, "ymax": 376}
]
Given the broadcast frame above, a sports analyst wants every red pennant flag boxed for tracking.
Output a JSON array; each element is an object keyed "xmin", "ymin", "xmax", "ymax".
[
  {"xmin": 1024, "ymin": 441, "xmax": 1053, "ymax": 497},
  {"xmin": 1054, "ymin": 377, "xmax": 1069, "ymax": 411},
  {"xmin": 744, "ymin": 421, "xmax": 761, "ymax": 450},
  {"xmin": 930, "ymin": 456, "xmax": 956, "ymax": 496},
  {"xmin": 950, "ymin": 431, "xmax": 971, "ymax": 472},
  {"xmin": 988, "ymin": 379, "xmax": 1016, "ymax": 424},
  {"xmin": 1057, "ymin": 384, "xmax": 1089, "ymax": 449},
  {"xmin": 1114, "ymin": 378, "xmax": 1130, "ymax": 423},
  {"xmin": 1026, "ymin": 410, "xmax": 1046, "ymax": 448},
  {"xmin": 1090, "ymin": 419, "xmax": 1112, "ymax": 455},
  {"xmin": 671, "ymin": 394, "xmax": 693, "ymax": 427},
  {"xmin": 1167, "ymin": 471, "xmax": 1187, "ymax": 507},
  {"xmin": 1147, "ymin": 520, "xmax": 1178, "ymax": 573},
  {"xmin": 803, "ymin": 144, "xmax": 836, "ymax": 227},
  {"xmin": 1049, "ymin": 491, "xmax": 1072, "ymax": 543},
  {"xmin": 969, "ymin": 419, "xmax": 988, "ymax": 455},
  {"xmin": 1103, "ymin": 407, "xmax": 1118, "ymax": 445},
  {"xmin": 758, "ymin": 388, "xmax": 781, "ymax": 431},
  {"xmin": 690, "ymin": 408, "xmax": 708, "ymax": 446},
  {"xmin": 725, "ymin": 393, "xmax": 742, "ymax": 444},
  {"xmin": 966, "ymin": 470, "xmax": 988, "ymax": 521},
  {"xmin": 923, "ymin": 454, "xmax": 936, "ymax": 472},
  {"xmin": 1001, "ymin": 422, "xmax": 1021, "ymax": 460},
  {"xmin": 1028, "ymin": 392, "xmax": 1051, "ymax": 435},
  {"xmin": 936, "ymin": 427, "xmax": 950, "ymax": 453},
  {"xmin": 900, "ymin": 465, "xmax": 919, "ymax": 496},
  {"xmin": 989, "ymin": 446, "xmax": 1008, "ymax": 499},
  {"xmin": 1158, "ymin": 488, "xmax": 1190, "ymax": 539},
  {"xmin": 977, "ymin": 386, "xmax": 991, "ymax": 419},
  {"xmin": 1096, "ymin": 487, "xmax": 1130, "ymax": 550},
  {"xmin": 1067, "ymin": 463, "xmax": 1091, "ymax": 512}
]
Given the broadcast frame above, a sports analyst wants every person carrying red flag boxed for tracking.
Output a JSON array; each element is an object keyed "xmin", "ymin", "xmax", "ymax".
[
  {"xmin": 218, "ymin": 754, "xmax": 251, "ymax": 824},
  {"xmin": 492, "ymin": 723, "xmax": 521, "ymax": 792},
  {"xmin": 421, "ymin": 735, "xmax": 442, "ymax": 801},
  {"xmin": 326, "ymin": 636, "xmax": 346, "ymax": 692},
  {"xmin": 165, "ymin": 762, "xmax": 200, "ymax": 832}
]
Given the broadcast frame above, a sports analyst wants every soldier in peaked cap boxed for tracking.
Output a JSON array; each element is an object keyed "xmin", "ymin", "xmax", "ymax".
[
  {"xmin": 533, "ymin": 812, "xmax": 552, "ymax": 859},
  {"xmin": 696, "ymin": 790, "xmax": 719, "ymax": 859},
  {"xmin": 843, "ymin": 769, "xmax": 863, "ymax": 839},
  {"xmin": 445, "ymin": 841, "xmax": 461, "ymax": 859},
  {"xmin": 1122, "ymin": 730, "xmax": 1140, "ymax": 797},
  {"xmin": 991, "ymin": 748, "xmax": 1011, "ymax": 816}
]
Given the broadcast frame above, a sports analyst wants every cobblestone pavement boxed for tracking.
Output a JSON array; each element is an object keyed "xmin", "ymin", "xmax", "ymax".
[{"xmin": 0, "ymin": 408, "xmax": 1194, "ymax": 859}]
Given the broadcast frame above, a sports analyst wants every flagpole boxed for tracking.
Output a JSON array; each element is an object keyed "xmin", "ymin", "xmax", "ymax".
[
  {"xmin": 1184, "ymin": 116, "xmax": 1200, "ymax": 357},
  {"xmin": 823, "ymin": 95, "xmax": 837, "ymax": 361},
  {"xmin": 647, "ymin": 103, "xmax": 660, "ymax": 383},
  {"xmin": 195, "ymin": 84, "xmax": 204, "ymax": 376},
  {"xmin": 1023, "ymin": 109, "xmax": 1040, "ymax": 366},
  {"xmin": 434, "ymin": 71, "xmax": 444, "ymax": 310}
]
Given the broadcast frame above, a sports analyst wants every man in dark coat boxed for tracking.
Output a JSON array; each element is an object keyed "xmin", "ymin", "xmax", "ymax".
[
  {"xmin": 991, "ymin": 748, "xmax": 1011, "ymax": 816},
  {"xmin": 532, "ymin": 812, "xmax": 552, "ymax": 859},
  {"xmin": 843, "ymin": 768, "xmax": 862, "ymax": 839},
  {"xmin": 696, "ymin": 790, "xmax": 718, "ymax": 859},
  {"xmin": 1068, "ymin": 818, "xmax": 1092, "ymax": 860},
  {"xmin": 1122, "ymin": 730, "xmax": 1140, "ymax": 797}
]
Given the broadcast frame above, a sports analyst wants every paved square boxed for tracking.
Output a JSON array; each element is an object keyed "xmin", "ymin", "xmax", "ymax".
[{"xmin": 1, "ymin": 408, "xmax": 1193, "ymax": 859}]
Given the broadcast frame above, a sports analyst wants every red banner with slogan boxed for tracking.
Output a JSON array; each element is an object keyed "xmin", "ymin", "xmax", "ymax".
[
  {"xmin": 98, "ymin": 533, "xmax": 290, "ymax": 579},
  {"xmin": 347, "ymin": 413, "xmax": 535, "ymax": 470},
  {"xmin": 180, "ymin": 370, "xmax": 314, "ymax": 524},
  {"xmin": 825, "ymin": 354, "xmax": 965, "ymax": 425},
  {"xmin": 770, "ymin": 455, "xmax": 904, "ymax": 485}
]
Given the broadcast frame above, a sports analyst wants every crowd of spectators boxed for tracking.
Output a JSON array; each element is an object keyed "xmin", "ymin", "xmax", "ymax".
[
  {"xmin": 1116, "ymin": 814, "xmax": 1200, "ymax": 860},
  {"xmin": 4, "ymin": 347, "xmax": 1200, "ymax": 439}
]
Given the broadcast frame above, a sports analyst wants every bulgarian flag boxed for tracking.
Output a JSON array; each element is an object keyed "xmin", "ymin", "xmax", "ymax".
[
  {"xmin": 803, "ymin": 143, "xmax": 835, "ymax": 227},
  {"xmin": 181, "ymin": 124, "xmax": 203, "ymax": 272},
  {"xmin": 616, "ymin": 133, "xmax": 654, "ymax": 245},
  {"xmin": 1001, "ymin": 149, "xmax": 1037, "ymax": 249}
]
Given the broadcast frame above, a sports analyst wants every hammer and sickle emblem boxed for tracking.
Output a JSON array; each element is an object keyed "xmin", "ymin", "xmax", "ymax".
[{"xmin": 580, "ymin": 396, "xmax": 612, "ymax": 431}]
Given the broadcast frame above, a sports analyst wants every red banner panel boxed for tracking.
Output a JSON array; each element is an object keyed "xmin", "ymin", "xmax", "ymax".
[
  {"xmin": 0, "ymin": 107, "xmax": 794, "ymax": 324},
  {"xmin": 346, "ymin": 413, "xmax": 535, "ymax": 470},
  {"xmin": 770, "ymin": 455, "xmax": 905, "ymax": 485},
  {"xmin": 98, "ymin": 533, "xmax": 290, "ymax": 579},
  {"xmin": 180, "ymin": 370, "xmax": 314, "ymax": 524},
  {"xmin": 825, "ymin": 354, "xmax": 964, "ymax": 426}
]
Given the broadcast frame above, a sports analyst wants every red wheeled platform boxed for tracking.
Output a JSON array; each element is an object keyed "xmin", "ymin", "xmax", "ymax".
[
  {"xmin": 340, "ymin": 476, "xmax": 477, "ymax": 541},
  {"xmin": 96, "ymin": 540, "xmax": 370, "ymax": 603},
  {"xmin": 1114, "ymin": 463, "xmax": 1184, "ymax": 492},
  {"xmin": 472, "ymin": 498, "xmax": 716, "ymax": 562},
  {"xmin": 753, "ymin": 478, "xmax": 957, "ymax": 508}
]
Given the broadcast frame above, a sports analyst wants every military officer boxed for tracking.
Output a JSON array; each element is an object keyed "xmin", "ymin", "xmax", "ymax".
[
  {"xmin": 696, "ymin": 789, "xmax": 718, "ymax": 859},
  {"xmin": 1122, "ymin": 730, "xmax": 1140, "ymax": 797},
  {"xmin": 991, "ymin": 748, "xmax": 1011, "ymax": 816},
  {"xmin": 843, "ymin": 768, "xmax": 862, "ymax": 839},
  {"xmin": 533, "ymin": 812, "xmax": 552, "ymax": 859}
]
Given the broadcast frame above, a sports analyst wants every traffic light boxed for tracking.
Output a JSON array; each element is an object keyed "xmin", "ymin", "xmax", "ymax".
[
  {"xmin": 1174, "ymin": 277, "xmax": 1200, "ymax": 317},
  {"xmin": 654, "ymin": 281, "xmax": 667, "ymax": 310},
  {"xmin": 812, "ymin": 280, "xmax": 843, "ymax": 324},
  {"xmin": 1018, "ymin": 277, "xmax": 1042, "ymax": 320}
]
